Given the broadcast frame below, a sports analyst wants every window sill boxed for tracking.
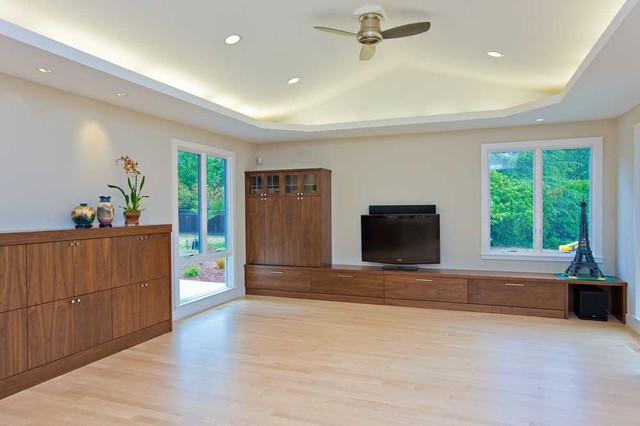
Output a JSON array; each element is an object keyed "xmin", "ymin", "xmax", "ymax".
[{"xmin": 481, "ymin": 252, "xmax": 604, "ymax": 263}]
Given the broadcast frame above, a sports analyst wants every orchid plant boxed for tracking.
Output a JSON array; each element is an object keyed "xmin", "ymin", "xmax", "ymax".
[{"xmin": 107, "ymin": 156, "xmax": 148, "ymax": 212}]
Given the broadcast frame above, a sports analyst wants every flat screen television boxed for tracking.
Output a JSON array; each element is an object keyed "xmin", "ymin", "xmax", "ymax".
[{"xmin": 361, "ymin": 214, "xmax": 440, "ymax": 266}]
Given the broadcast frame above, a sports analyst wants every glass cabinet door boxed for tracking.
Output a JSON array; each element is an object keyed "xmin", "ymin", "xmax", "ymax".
[
  {"xmin": 302, "ymin": 172, "xmax": 320, "ymax": 195},
  {"xmin": 248, "ymin": 174, "xmax": 263, "ymax": 196},
  {"xmin": 266, "ymin": 174, "xmax": 281, "ymax": 195},
  {"xmin": 284, "ymin": 173, "xmax": 299, "ymax": 196}
]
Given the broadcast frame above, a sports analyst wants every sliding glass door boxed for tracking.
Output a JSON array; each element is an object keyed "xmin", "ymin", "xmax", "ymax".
[{"xmin": 176, "ymin": 144, "xmax": 234, "ymax": 305}]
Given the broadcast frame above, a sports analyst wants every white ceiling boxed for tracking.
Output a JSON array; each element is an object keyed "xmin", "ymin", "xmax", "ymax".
[{"xmin": 0, "ymin": 0, "xmax": 639, "ymax": 142}]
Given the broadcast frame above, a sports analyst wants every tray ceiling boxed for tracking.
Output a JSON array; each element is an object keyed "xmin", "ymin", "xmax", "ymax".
[{"xmin": 0, "ymin": 1, "xmax": 639, "ymax": 142}]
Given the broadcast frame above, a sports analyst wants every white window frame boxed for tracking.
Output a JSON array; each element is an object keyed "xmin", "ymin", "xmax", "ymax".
[
  {"xmin": 171, "ymin": 139, "xmax": 236, "ymax": 310},
  {"xmin": 481, "ymin": 137, "xmax": 603, "ymax": 262}
]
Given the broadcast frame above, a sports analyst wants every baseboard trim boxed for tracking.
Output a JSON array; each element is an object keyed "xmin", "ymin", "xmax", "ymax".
[
  {"xmin": 627, "ymin": 314, "xmax": 640, "ymax": 335},
  {"xmin": 173, "ymin": 287, "xmax": 245, "ymax": 321}
]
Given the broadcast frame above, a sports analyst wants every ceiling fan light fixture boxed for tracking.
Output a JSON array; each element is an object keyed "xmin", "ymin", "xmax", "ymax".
[
  {"xmin": 224, "ymin": 34, "xmax": 241, "ymax": 45},
  {"xmin": 487, "ymin": 51, "xmax": 504, "ymax": 58},
  {"xmin": 357, "ymin": 13, "xmax": 383, "ymax": 46}
]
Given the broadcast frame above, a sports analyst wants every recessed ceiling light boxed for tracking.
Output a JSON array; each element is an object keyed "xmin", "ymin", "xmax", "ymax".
[
  {"xmin": 225, "ymin": 34, "xmax": 241, "ymax": 45},
  {"xmin": 487, "ymin": 51, "xmax": 504, "ymax": 58},
  {"xmin": 116, "ymin": 92, "xmax": 128, "ymax": 97},
  {"xmin": 535, "ymin": 118, "xmax": 545, "ymax": 122},
  {"xmin": 287, "ymin": 77, "xmax": 301, "ymax": 85},
  {"xmin": 38, "ymin": 68, "xmax": 52, "ymax": 73}
]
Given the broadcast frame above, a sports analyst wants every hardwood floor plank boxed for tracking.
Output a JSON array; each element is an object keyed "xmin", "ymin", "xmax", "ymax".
[{"xmin": 1, "ymin": 296, "xmax": 639, "ymax": 425}]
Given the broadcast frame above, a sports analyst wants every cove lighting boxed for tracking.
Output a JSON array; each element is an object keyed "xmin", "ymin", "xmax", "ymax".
[
  {"xmin": 225, "ymin": 34, "xmax": 241, "ymax": 45},
  {"xmin": 487, "ymin": 51, "xmax": 504, "ymax": 58}
]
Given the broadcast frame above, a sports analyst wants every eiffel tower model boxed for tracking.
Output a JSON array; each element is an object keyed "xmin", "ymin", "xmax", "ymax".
[{"xmin": 565, "ymin": 201, "xmax": 604, "ymax": 279}]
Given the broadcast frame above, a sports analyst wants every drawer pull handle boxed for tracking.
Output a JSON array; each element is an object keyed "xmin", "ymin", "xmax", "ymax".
[
  {"xmin": 338, "ymin": 275, "xmax": 353, "ymax": 278},
  {"xmin": 505, "ymin": 283, "xmax": 525, "ymax": 287},
  {"xmin": 416, "ymin": 278, "xmax": 433, "ymax": 282},
  {"xmin": 269, "ymin": 271, "xmax": 284, "ymax": 275}
]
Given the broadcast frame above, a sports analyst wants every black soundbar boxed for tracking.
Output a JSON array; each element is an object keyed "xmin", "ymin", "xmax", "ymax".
[{"xmin": 368, "ymin": 205, "xmax": 436, "ymax": 215}]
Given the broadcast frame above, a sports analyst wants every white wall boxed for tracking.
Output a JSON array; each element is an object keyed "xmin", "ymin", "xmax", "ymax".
[
  {"xmin": 0, "ymin": 72, "xmax": 256, "ymax": 291},
  {"xmin": 616, "ymin": 103, "xmax": 640, "ymax": 327},
  {"xmin": 256, "ymin": 120, "xmax": 618, "ymax": 274}
]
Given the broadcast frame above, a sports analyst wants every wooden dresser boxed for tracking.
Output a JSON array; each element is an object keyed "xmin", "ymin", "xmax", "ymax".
[
  {"xmin": 0, "ymin": 225, "xmax": 172, "ymax": 399},
  {"xmin": 246, "ymin": 265, "xmax": 627, "ymax": 323}
]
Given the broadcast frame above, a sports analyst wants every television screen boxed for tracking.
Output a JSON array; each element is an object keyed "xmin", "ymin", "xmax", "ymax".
[{"xmin": 361, "ymin": 214, "xmax": 440, "ymax": 264}]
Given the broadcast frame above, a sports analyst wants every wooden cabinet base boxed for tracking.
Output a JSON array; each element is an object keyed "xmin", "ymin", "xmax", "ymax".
[{"xmin": 0, "ymin": 321, "xmax": 171, "ymax": 400}]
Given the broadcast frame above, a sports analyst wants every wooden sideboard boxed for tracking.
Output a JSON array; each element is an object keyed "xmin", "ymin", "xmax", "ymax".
[
  {"xmin": 0, "ymin": 225, "xmax": 172, "ymax": 399},
  {"xmin": 245, "ymin": 265, "xmax": 627, "ymax": 323}
]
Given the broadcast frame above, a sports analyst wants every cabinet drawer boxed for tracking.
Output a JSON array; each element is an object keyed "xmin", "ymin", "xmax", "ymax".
[
  {"xmin": 246, "ymin": 267, "xmax": 310, "ymax": 292},
  {"xmin": 468, "ymin": 279, "xmax": 564, "ymax": 310},
  {"xmin": 385, "ymin": 275, "xmax": 467, "ymax": 303},
  {"xmin": 311, "ymin": 271, "xmax": 384, "ymax": 297}
]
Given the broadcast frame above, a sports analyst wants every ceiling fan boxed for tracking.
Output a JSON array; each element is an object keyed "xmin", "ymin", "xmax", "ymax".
[{"xmin": 314, "ymin": 9, "xmax": 431, "ymax": 61}]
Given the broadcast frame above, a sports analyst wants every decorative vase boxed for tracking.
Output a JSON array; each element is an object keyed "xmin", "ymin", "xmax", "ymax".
[
  {"xmin": 96, "ymin": 196, "xmax": 115, "ymax": 228},
  {"xmin": 71, "ymin": 203, "xmax": 96, "ymax": 228},
  {"xmin": 124, "ymin": 210, "xmax": 141, "ymax": 226}
]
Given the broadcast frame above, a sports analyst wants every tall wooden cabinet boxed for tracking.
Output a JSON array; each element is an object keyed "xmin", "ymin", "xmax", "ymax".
[
  {"xmin": 246, "ymin": 168, "xmax": 331, "ymax": 267},
  {"xmin": 0, "ymin": 225, "xmax": 172, "ymax": 399}
]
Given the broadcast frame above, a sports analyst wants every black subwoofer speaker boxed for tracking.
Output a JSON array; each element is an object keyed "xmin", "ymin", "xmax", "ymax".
[
  {"xmin": 368, "ymin": 205, "xmax": 436, "ymax": 215},
  {"xmin": 574, "ymin": 286, "xmax": 608, "ymax": 321}
]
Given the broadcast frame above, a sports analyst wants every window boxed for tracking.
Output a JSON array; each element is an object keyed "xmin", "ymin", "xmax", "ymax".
[
  {"xmin": 481, "ymin": 137, "xmax": 603, "ymax": 261},
  {"xmin": 174, "ymin": 141, "xmax": 234, "ymax": 305}
]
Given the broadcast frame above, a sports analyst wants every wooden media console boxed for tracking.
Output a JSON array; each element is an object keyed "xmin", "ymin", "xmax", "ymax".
[{"xmin": 245, "ymin": 264, "xmax": 627, "ymax": 323}]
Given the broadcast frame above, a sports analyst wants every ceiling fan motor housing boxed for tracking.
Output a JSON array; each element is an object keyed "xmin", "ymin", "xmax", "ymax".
[{"xmin": 357, "ymin": 13, "xmax": 383, "ymax": 45}]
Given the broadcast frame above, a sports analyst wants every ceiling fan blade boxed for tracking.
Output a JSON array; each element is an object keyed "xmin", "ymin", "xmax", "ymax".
[
  {"xmin": 314, "ymin": 26, "xmax": 357, "ymax": 37},
  {"xmin": 381, "ymin": 22, "xmax": 431, "ymax": 39},
  {"xmin": 360, "ymin": 45, "xmax": 376, "ymax": 61}
]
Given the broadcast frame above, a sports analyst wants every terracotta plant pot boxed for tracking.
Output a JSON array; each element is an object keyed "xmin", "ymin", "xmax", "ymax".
[{"xmin": 124, "ymin": 210, "xmax": 141, "ymax": 226}]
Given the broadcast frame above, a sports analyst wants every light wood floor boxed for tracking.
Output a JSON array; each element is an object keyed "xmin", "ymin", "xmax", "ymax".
[{"xmin": 1, "ymin": 296, "xmax": 639, "ymax": 425}]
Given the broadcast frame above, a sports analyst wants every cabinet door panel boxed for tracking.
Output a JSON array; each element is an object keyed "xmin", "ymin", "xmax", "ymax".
[
  {"xmin": 301, "ymin": 172, "xmax": 321, "ymax": 196},
  {"xmin": 246, "ymin": 198, "xmax": 266, "ymax": 264},
  {"xmin": 301, "ymin": 196, "xmax": 323, "ymax": 267},
  {"xmin": 385, "ymin": 276, "xmax": 468, "ymax": 303},
  {"xmin": 27, "ymin": 242, "xmax": 74, "ymax": 306},
  {"xmin": 142, "ymin": 277, "xmax": 171, "ymax": 329},
  {"xmin": 245, "ymin": 266, "xmax": 311, "ymax": 292},
  {"xmin": 112, "ymin": 284, "xmax": 142, "ymax": 339},
  {"xmin": 111, "ymin": 236, "xmax": 132, "ymax": 288},
  {"xmin": 282, "ymin": 197, "xmax": 303, "ymax": 266},
  {"xmin": 27, "ymin": 299, "xmax": 75, "ymax": 369},
  {"xmin": 0, "ymin": 245, "xmax": 27, "ymax": 313},
  {"xmin": 246, "ymin": 173, "xmax": 265, "ymax": 197},
  {"xmin": 74, "ymin": 290, "xmax": 113, "ymax": 352},
  {"xmin": 311, "ymin": 272, "xmax": 384, "ymax": 297},
  {"xmin": 131, "ymin": 234, "xmax": 170, "ymax": 284},
  {"xmin": 283, "ymin": 172, "xmax": 301, "ymax": 197},
  {"xmin": 0, "ymin": 309, "xmax": 27, "ymax": 380},
  {"xmin": 145, "ymin": 234, "xmax": 170, "ymax": 280},
  {"xmin": 74, "ymin": 238, "xmax": 112, "ymax": 296},
  {"xmin": 468, "ymin": 279, "xmax": 565, "ymax": 310},
  {"xmin": 264, "ymin": 197, "xmax": 284, "ymax": 265}
]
